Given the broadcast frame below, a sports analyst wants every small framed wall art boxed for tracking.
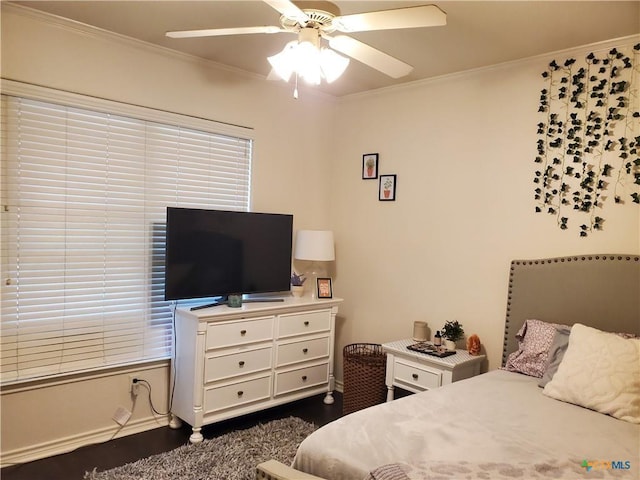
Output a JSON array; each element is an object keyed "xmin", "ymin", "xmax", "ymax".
[
  {"xmin": 379, "ymin": 174, "xmax": 397, "ymax": 201},
  {"xmin": 316, "ymin": 277, "xmax": 333, "ymax": 299},
  {"xmin": 362, "ymin": 153, "xmax": 379, "ymax": 180}
]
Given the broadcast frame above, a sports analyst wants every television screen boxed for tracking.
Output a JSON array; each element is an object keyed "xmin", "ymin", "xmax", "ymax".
[{"xmin": 164, "ymin": 208, "xmax": 293, "ymax": 301}]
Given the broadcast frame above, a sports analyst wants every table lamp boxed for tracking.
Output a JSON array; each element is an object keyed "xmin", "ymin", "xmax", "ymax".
[{"xmin": 293, "ymin": 230, "xmax": 335, "ymax": 298}]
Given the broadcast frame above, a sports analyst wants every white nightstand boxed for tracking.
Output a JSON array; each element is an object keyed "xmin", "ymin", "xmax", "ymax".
[{"xmin": 382, "ymin": 339, "xmax": 485, "ymax": 401}]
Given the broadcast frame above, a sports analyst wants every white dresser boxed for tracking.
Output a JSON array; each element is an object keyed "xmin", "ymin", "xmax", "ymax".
[{"xmin": 170, "ymin": 297, "xmax": 342, "ymax": 443}]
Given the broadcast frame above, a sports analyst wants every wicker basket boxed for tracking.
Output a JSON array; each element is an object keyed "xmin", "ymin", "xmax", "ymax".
[{"xmin": 342, "ymin": 343, "xmax": 387, "ymax": 415}]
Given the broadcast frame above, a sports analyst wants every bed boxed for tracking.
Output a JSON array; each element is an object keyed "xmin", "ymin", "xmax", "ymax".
[{"xmin": 256, "ymin": 255, "xmax": 640, "ymax": 480}]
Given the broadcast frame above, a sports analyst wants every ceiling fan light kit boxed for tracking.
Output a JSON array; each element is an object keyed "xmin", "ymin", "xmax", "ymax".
[
  {"xmin": 268, "ymin": 28, "xmax": 349, "ymax": 85},
  {"xmin": 166, "ymin": 1, "xmax": 447, "ymax": 89}
]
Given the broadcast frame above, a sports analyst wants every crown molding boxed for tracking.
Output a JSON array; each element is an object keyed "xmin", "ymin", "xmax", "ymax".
[
  {"xmin": 3, "ymin": 3, "xmax": 265, "ymax": 81},
  {"xmin": 339, "ymin": 33, "xmax": 640, "ymax": 103}
]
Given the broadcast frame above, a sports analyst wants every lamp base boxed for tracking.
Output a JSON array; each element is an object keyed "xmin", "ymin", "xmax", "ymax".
[{"xmin": 305, "ymin": 262, "xmax": 326, "ymax": 299}]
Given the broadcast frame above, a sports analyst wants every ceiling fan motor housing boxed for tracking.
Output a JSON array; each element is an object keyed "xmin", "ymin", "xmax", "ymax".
[
  {"xmin": 280, "ymin": 8, "xmax": 338, "ymax": 34},
  {"xmin": 299, "ymin": 26, "xmax": 321, "ymax": 47}
]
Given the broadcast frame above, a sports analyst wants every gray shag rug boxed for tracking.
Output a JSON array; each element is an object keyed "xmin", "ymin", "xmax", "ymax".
[{"xmin": 84, "ymin": 417, "xmax": 316, "ymax": 480}]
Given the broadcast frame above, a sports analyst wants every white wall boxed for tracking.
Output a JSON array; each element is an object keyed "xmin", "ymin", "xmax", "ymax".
[
  {"xmin": 329, "ymin": 37, "xmax": 640, "ymax": 380},
  {"xmin": 0, "ymin": 4, "xmax": 335, "ymax": 464}
]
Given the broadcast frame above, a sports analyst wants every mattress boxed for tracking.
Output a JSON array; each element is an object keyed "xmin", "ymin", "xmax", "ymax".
[{"xmin": 292, "ymin": 370, "xmax": 640, "ymax": 480}]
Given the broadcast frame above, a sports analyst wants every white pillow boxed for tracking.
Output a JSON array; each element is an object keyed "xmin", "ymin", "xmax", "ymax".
[{"xmin": 542, "ymin": 323, "xmax": 640, "ymax": 424}]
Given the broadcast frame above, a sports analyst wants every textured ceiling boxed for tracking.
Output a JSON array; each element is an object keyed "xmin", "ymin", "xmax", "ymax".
[{"xmin": 11, "ymin": 1, "xmax": 640, "ymax": 97}]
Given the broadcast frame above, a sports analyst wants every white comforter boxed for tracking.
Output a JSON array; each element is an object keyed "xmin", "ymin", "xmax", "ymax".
[{"xmin": 292, "ymin": 370, "xmax": 640, "ymax": 480}]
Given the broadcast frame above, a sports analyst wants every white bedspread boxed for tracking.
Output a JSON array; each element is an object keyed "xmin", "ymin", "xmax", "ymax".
[{"xmin": 292, "ymin": 370, "xmax": 640, "ymax": 480}]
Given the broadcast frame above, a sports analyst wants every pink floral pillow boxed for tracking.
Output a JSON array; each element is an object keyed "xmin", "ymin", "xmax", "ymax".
[{"xmin": 504, "ymin": 319, "xmax": 566, "ymax": 378}]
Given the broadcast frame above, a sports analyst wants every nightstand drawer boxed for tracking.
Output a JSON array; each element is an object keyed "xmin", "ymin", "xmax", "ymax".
[
  {"xmin": 204, "ymin": 375, "xmax": 271, "ymax": 413},
  {"xmin": 206, "ymin": 317, "xmax": 274, "ymax": 350},
  {"xmin": 395, "ymin": 360, "xmax": 441, "ymax": 390},
  {"xmin": 204, "ymin": 346, "xmax": 272, "ymax": 382},
  {"xmin": 276, "ymin": 336, "xmax": 329, "ymax": 367},
  {"xmin": 278, "ymin": 310, "xmax": 330, "ymax": 338},
  {"xmin": 274, "ymin": 363, "xmax": 329, "ymax": 396}
]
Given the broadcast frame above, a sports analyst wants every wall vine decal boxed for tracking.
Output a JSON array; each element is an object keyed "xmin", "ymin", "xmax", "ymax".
[{"xmin": 535, "ymin": 43, "xmax": 640, "ymax": 236}]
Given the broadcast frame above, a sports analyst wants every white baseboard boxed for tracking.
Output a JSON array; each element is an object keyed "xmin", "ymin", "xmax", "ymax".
[
  {"xmin": 1, "ymin": 415, "xmax": 169, "ymax": 468},
  {"xmin": 335, "ymin": 379, "xmax": 344, "ymax": 393}
]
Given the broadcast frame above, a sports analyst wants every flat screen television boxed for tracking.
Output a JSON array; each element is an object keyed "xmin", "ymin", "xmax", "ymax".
[{"xmin": 164, "ymin": 207, "xmax": 293, "ymax": 302}]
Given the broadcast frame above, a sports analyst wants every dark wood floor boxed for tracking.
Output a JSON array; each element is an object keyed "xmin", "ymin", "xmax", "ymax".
[{"xmin": 1, "ymin": 392, "xmax": 344, "ymax": 480}]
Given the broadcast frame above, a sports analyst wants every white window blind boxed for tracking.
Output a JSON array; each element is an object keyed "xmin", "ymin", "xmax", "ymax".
[{"xmin": 1, "ymin": 92, "xmax": 252, "ymax": 384}]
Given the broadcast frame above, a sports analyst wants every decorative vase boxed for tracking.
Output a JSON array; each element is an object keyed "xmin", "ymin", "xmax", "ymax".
[
  {"xmin": 291, "ymin": 285, "xmax": 304, "ymax": 297},
  {"xmin": 444, "ymin": 339, "xmax": 457, "ymax": 351},
  {"xmin": 412, "ymin": 321, "xmax": 428, "ymax": 342}
]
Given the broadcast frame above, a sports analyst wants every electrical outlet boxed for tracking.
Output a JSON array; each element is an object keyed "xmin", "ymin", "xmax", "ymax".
[{"xmin": 129, "ymin": 374, "xmax": 140, "ymax": 396}]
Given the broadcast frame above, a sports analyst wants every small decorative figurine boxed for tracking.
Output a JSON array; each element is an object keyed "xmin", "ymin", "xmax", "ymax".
[{"xmin": 467, "ymin": 334, "xmax": 481, "ymax": 355}]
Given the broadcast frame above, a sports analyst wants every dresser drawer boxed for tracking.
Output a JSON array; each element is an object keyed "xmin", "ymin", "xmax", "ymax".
[
  {"xmin": 278, "ymin": 310, "xmax": 330, "ymax": 338},
  {"xmin": 206, "ymin": 317, "xmax": 274, "ymax": 350},
  {"xmin": 204, "ymin": 346, "xmax": 272, "ymax": 383},
  {"xmin": 274, "ymin": 363, "xmax": 328, "ymax": 396},
  {"xmin": 395, "ymin": 360, "xmax": 441, "ymax": 390},
  {"xmin": 276, "ymin": 337, "xmax": 329, "ymax": 367},
  {"xmin": 204, "ymin": 375, "xmax": 271, "ymax": 413}
]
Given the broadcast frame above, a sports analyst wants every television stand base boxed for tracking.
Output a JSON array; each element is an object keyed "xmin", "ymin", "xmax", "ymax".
[
  {"xmin": 190, "ymin": 301, "xmax": 225, "ymax": 311},
  {"xmin": 189, "ymin": 297, "xmax": 285, "ymax": 311}
]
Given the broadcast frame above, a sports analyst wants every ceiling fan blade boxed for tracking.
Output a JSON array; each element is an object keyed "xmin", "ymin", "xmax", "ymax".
[
  {"xmin": 263, "ymin": 0, "xmax": 310, "ymax": 24},
  {"xmin": 328, "ymin": 35, "xmax": 413, "ymax": 78},
  {"xmin": 332, "ymin": 5, "xmax": 446, "ymax": 33},
  {"xmin": 166, "ymin": 26, "xmax": 286, "ymax": 38}
]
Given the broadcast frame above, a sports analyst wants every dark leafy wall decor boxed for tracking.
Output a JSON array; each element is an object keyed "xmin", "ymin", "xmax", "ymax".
[{"xmin": 535, "ymin": 43, "xmax": 640, "ymax": 236}]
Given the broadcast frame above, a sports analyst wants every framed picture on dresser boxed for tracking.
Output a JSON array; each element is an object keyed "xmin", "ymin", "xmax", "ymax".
[{"xmin": 317, "ymin": 278, "xmax": 333, "ymax": 299}]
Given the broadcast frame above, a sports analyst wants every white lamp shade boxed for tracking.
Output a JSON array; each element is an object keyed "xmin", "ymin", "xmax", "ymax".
[
  {"xmin": 267, "ymin": 41, "xmax": 297, "ymax": 82},
  {"xmin": 294, "ymin": 230, "xmax": 335, "ymax": 261},
  {"xmin": 295, "ymin": 40, "xmax": 322, "ymax": 85},
  {"xmin": 319, "ymin": 48, "xmax": 350, "ymax": 83}
]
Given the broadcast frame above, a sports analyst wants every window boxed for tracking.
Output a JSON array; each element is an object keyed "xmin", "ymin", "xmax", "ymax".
[{"xmin": 0, "ymin": 83, "xmax": 253, "ymax": 383}]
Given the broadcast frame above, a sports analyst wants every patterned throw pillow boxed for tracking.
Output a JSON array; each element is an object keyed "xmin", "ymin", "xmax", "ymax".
[{"xmin": 504, "ymin": 319, "xmax": 565, "ymax": 378}]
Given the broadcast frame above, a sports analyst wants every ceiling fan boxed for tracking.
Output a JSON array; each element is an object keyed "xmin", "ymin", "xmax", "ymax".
[{"xmin": 166, "ymin": 1, "xmax": 446, "ymax": 86}]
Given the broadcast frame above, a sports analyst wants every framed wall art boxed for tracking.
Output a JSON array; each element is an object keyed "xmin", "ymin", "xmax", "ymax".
[
  {"xmin": 316, "ymin": 277, "xmax": 333, "ymax": 299},
  {"xmin": 362, "ymin": 153, "xmax": 379, "ymax": 180},
  {"xmin": 379, "ymin": 174, "xmax": 397, "ymax": 201}
]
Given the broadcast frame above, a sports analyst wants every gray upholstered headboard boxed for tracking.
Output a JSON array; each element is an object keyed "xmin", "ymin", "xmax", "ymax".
[{"xmin": 502, "ymin": 254, "xmax": 640, "ymax": 366}]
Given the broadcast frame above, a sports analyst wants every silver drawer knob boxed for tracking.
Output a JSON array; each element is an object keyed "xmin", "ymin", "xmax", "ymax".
[
  {"xmin": 302, "ymin": 348, "xmax": 309, "ymax": 354},
  {"xmin": 240, "ymin": 329, "xmax": 247, "ymax": 336},
  {"xmin": 303, "ymin": 321, "xmax": 310, "ymax": 326},
  {"xmin": 301, "ymin": 375, "xmax": 308, "ymax": 381},
  {"xmin": 238, "ymin": 361, "xmax": 245, "ymax": 367},
  {"xmin": 237, "ymin": 390, "xmax": 244, "ymax": 397},
  {"xmin": 412, "ymin": 373, "xmax": 419, "ymax": 380}
]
